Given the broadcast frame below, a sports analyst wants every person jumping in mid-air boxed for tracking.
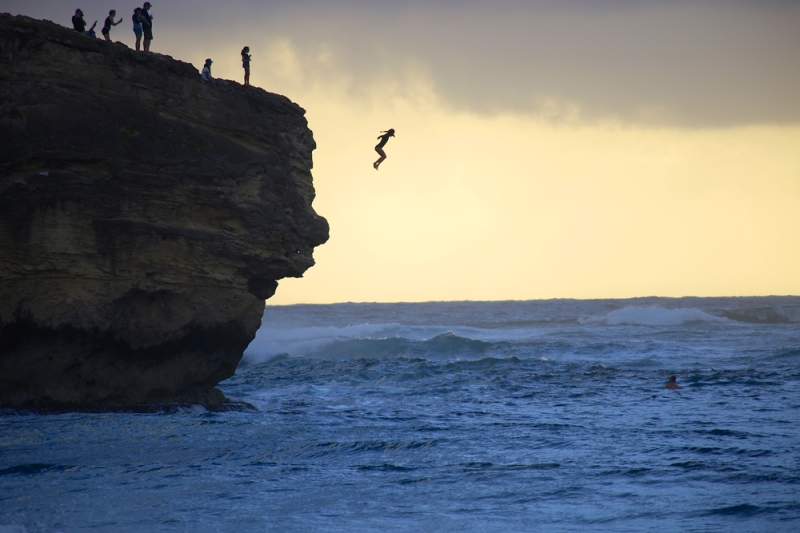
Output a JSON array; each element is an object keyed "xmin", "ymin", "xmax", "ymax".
[{"xmin": 373, "ymin": 128, "xmax": 395, "ymax": 170}]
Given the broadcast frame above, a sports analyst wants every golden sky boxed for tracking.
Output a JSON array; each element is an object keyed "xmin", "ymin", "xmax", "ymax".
[{"xmin": 12, "ymin": 1, "xmax": 800, "ymax": 302}]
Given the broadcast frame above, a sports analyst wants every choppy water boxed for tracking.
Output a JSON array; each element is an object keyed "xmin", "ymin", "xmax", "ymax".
[{"xmin": 2, "ymin": 297, "xmax": 800, "ymax": 532}]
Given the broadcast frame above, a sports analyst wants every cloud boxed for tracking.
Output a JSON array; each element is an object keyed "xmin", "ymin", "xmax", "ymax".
[
  {"xmin": 9, "ymin": 0, "xmax": 800, "ymax": 127},
  {"xmin": 230, "ymin": 0, "xmax": 800, "ymax": 127}
]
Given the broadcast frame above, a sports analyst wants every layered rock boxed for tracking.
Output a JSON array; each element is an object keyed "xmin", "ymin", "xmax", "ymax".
[{"xmin": 0, "ymin": 14, "xmax": 328, "ymax": 407}]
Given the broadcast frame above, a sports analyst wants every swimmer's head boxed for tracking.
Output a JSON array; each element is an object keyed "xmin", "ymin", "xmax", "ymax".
[{"xmin": 668, "ymin": 375, "xmax": 677, "ymax": 382}]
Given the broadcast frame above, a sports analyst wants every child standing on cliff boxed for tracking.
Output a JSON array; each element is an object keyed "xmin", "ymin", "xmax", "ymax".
[
  {"xmin": 241, "ymin": 47, "xmax": 251, "ymax": 86},
  {"xmin": 132, "ymin": 7, "xmax": 142, "ymax": 51},
  {"xmin": 373, "ymin": 129, "xmax": 395, "ymax": 170},
  {"xmin": 101, "ymin": 10, "xmax": 122, "ymax": 41}
]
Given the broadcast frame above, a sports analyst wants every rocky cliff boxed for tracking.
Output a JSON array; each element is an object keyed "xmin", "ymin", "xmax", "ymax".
[{"xmin": 0, "ymin": 14, "xmax": 329, "ymax": 408}]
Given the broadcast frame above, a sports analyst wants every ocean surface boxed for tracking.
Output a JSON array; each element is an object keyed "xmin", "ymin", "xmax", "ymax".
[{"xmin": 2, "ymin": 296, "xmax": 800, "ymax": 532}]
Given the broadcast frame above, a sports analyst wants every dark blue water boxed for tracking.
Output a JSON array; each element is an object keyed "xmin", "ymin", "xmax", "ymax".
[{"xmin": 2, "ymin": 297, "xmax": 800, "ymax": 532}]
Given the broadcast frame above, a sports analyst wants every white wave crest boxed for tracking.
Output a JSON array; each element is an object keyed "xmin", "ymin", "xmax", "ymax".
[
  {"xmin": 243, "ymin": 323, "xmax": 398, "ymax": 363},
  {"xmin": 599, "ymin": 306, "xmax": 728, "ymax": 326}
]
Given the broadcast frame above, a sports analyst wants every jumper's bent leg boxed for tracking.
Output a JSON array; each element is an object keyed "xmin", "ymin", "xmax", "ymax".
[{"xmin": 374, "ymin": 147, "xmax": 386, "ymax": 169}]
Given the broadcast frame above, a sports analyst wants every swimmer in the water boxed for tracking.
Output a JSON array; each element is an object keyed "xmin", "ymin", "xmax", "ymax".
[
  {"xmin": 665, "ymin": 375, "xmax": 681, "ymax": 389},
  {"xmin": 373, "ymin": 128, "xmax": 395, "ymax": 170}
]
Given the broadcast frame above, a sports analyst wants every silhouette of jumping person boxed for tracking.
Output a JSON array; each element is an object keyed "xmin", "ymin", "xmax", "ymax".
[{"xmin": 373, "ymin": 129, "xmax": 395, "ymax": 170}]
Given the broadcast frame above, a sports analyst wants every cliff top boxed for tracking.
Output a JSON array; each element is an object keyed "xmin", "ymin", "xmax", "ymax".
[{"xmin": 0, "ymin": 13, "xmax": 280, "ymax": 99}]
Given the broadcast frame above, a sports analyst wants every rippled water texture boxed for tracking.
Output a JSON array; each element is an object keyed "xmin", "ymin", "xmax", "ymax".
[{"xmin": 2, "ymin": 297, "xmax": 799, "ymax": 532}]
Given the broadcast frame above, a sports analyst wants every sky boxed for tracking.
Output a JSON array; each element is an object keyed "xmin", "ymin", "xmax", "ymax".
[{"xmin": 7, "ymin": 0, "xmax": 800, "ymax": 303}]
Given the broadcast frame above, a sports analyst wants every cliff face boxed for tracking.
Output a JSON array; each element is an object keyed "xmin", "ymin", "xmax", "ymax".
[{"xmin": 0, "ymin": 15, "xmax": 329, "ymax": 407}]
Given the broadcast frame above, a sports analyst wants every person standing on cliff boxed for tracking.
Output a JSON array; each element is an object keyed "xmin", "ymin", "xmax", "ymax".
[
  {"xmin": 242, "ymin": 47, "xmax": 251, "ymax": 86},
  {"xmin": 373, "ymin": 129, "xmax": 395, "ymax": 170},
  {"xmin": 202, "ymin": 58, "xmax": 214, "ymax": 81},
  {"xmin": 72, "ymin": 9, "xmax": 86, "ymax": 33},
  {"xmin": 101, "ymin": 10, "xmax": 123, "ymax": 41},
  {"xmin": 132, "ymin": 7, "xmax": 143, "ymax": 51},
  {"xmin": 140, "ymin": 2, "xmax": 154, "ymax": 52}
]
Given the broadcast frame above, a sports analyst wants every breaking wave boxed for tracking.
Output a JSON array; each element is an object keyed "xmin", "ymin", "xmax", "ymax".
[
  {"xmin": 306, "ymin": 332, "xmax": 509, "ymax": 360},
  {"xmin": 581, "ymin": 304, "xmax": 800, "ymax": 326},
  {"xmin": 243, "ymin": 323, "xmax": 398, "ymax": 362},
  {"xmin": 582, "ymin": 306, "xmax": 728, "ymax": 326},
  {"xmin": 244, "ymin": 325, "xmax": 509, "ymax": 363}
]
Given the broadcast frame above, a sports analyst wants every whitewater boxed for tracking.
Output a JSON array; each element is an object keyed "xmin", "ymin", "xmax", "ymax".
[{"xmin": 2, "ymin": 296, "xmax": 799, "ymax": 532}]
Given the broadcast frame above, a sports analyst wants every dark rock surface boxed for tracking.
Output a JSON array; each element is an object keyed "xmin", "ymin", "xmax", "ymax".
[{"xmin": 0, "ymin": 14, "xmax": 328, "ymax": 408}]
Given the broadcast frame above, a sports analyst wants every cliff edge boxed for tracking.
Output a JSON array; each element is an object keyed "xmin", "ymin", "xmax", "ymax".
[{"xmin": 0, "ymin": 15, "xmax": 329, "ymax": 408}]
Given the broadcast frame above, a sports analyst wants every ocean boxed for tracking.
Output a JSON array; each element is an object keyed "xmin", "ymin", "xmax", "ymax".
[{"xmin": 2, "ymin": 296, "xmax": 799, "ymax": 532}]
